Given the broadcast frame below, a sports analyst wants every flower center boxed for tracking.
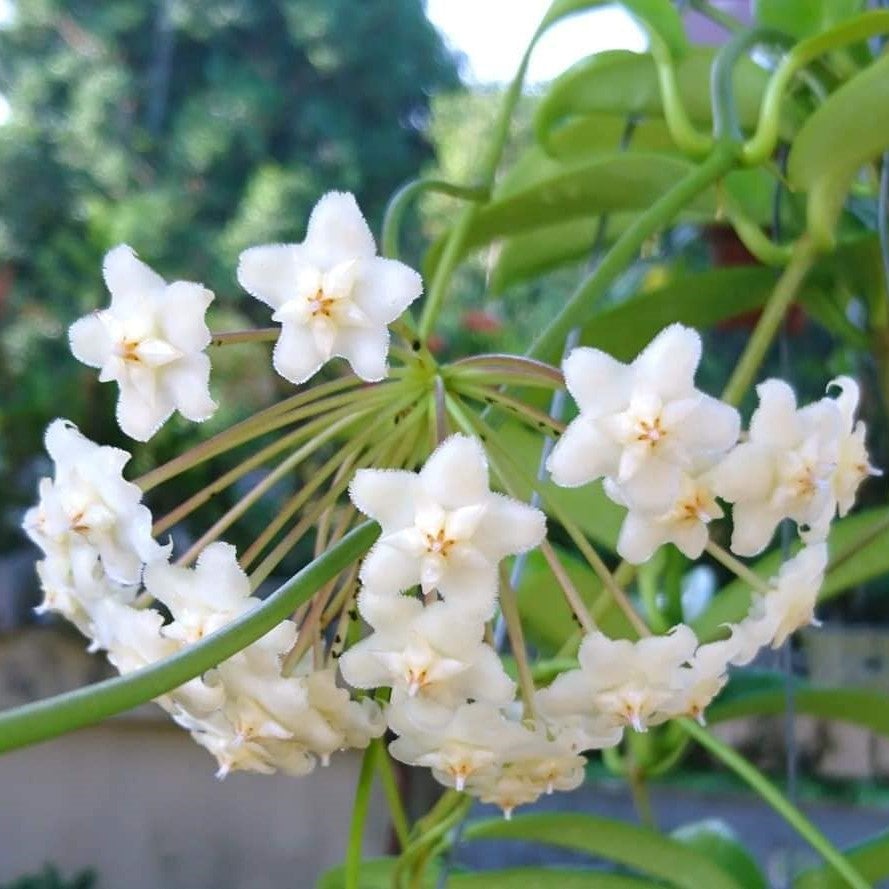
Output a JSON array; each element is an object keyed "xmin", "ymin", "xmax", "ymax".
[
  {"xmin": 635, "ymin": 415, "xmax": 666, "ymax": 446},
  {"xmin": 308, "ymin": 288, "xmax": 338, "ymax": 318},
  {"xmin": 425, "ymin": 528, "xmax": 455, "ymax": 557}
]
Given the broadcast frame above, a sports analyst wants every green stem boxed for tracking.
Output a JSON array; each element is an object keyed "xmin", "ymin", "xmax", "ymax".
[
  {"xmin": 382, "ymin": 178, "xmax": 489, "ymax": 261},
  {"xmin": 345, "ymin": 739, "xmax": 380, "ymax": 889},
  {"xmin": 711, "ymin": 27, "xmax": 793, "ymax": 141},
  {"xmin": 681, "ymin": 719, "xmax": 871, "ymax": 889},
  {"xmin": 649, "ymin": 37, "xmax": 713, "ymax": 157},
  {"xmin": 396, "ymin": 796, "xmax": 473, "ymax": 889},
  {"xmin": 377, "ymin": 745, "xmax": 411, "ymax": 851},
  {"xmin": 0, "ymin": 523, "xmax": 379, "ymax": 754},
  {"xmin": 527, "ymin": 141, "xmax": 740, "ymax": 365},
  {"xmin": 209, "ymin": 327, "xmax": 279, "ymax": 346},
  {"xmin": 721, "ymin": 237, "xmax": 818, "ymax": 406},
  {"xmin": 743, "ymin": 11, "xmax": 889, "ymax": 166}
]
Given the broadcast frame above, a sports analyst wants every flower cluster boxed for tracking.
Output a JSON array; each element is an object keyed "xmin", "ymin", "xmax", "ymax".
[
  {"xmin": 22, "ymin": 190, "xmax": 881, "ymax": 822},
  {"xmin": 550, "ymin": 324, "xmax": 879, "ymax": 564},
  {"xmin": 69, "ymin": 193, "xmax": 423, "ymax": 442},
  {"xmin": 343, "ymin": 435, "xmax": 589, "ymax": 816},
  {"xmin": 25, "ymin": 423, "xmax": 383, "ymax": 777}
]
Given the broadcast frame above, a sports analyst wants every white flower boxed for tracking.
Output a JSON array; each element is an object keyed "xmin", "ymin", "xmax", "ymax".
[
  {"xmin": 828, "ymin": 377, "xmax": 881, "ymax": 516},
  {"xmin": 605, "ymin": 463, "xmax": 722, "ymax": 564},
  {"xmin": 144, "ymin": 542, "xmax": 255, "ymax": 643},
  {"xmin": 350, "ymin": 434, "xmax": 546, "ymax": 614},
  {"xmin": 537, "ymin": 626, "xmax": 699, "ymax": 733},
  {"xmin": 22, "ymin": 419, "xmax": 167, "ymax": 585},
  {"xmin": 712, "ymin": 380, "xmax": 841, "ymax": 556},
  {"xmin": 339, "ymin": 591, "xmax": 514, "ymax": 707},
  {"xmin": 672, "ymin": 640, "xmax": 733, "ymax": 724},
  {"xmin": 548, "ymin": 325, "xmax": 740, "ymax": 514},
  {"xmin": 34, "ymin": 556, "xmax": 136, "ymax": 642},
  {"xmin": 387, "ymin": 701, "xmax": 527, "ymax": 791},
  {"xmin": 237, "ymin": 192, "xmax": 423, "ymax": 384},
  {"xmin": 69, "ymin": 245, "xmax": 216, "ymax": 441},
  {"xmin": 748, "ymin": 543, "xmax": 828, "ymax": 648}
]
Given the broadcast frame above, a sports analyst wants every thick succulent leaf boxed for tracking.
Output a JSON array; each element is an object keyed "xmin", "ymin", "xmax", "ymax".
[
  {"xmin": 709, "ymin": 674, "xmax": 889, "ymax": 739},
  {"xmin": 671, "ymin": 820, "xmax": 768, "ymax": 889},
  {"xmin": 795, "ymin": 828, "xmax": 889, "ymax": 888},
  {"xmin": 535, "ymin": 48, "xmax": 804, "ymax": 154},
  {"xmin": 463, "ymin": 814, "xmax": 748, "ymax": 889},
  {"xmin": 452, "ymin": 870, "xmax": 662, "ymax": 888},
  {"xmin": 788, "ymin": 51, "xmax": 889, "ymax": 246},
  {"xmin": 754, "ymin": 0, "xmax": 867, "ymax": 39}
]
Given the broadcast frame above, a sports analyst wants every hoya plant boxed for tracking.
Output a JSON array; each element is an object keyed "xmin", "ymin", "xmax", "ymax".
[{"xmin": 4, "ymin": 1, "xmax": 889, "ymax": 887}]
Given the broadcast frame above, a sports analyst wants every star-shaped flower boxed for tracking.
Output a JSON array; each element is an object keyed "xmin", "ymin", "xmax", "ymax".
[
  {"xmin": 349, "ymin": 434, "xmax": 546, "ymax": 615},
  {"xmin": 338, "ymin": 591, "xmax": 514, "ymax": 707},
  {"xmin": 605, "ymin": 462, "xmax": 723, "ymax": 564},
  {"xmin": 547, "ymin": 325, "xmax": 740, "ymax": 515},
  {"xmin": 69, "ymin": 245, "xmax": 216, "ymax": 441},
  {"xmin": 22, "ymin": 419, "xmax": 167, "ymax": 586},
  {"xmin": 237, "ymin": 192, "xmax": 423, "ymax": 384},
  {"xmin": 829, "ymin": 377, "xmax": 881, "ymax": 517},
  {"xmin": 711, "ymin": 380, "xmax": 842, "ymax": 555}
]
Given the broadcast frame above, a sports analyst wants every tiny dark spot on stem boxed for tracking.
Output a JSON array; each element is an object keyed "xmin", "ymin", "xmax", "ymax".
[
  {"xmin": 349, "ymin": 609, "xmax": 358, "ymax": 621},
  {"xmin": 334, "ymin": 634, "xmax": 341, "ymax": 644},
  {"xmin": 412, "ymin": 340, "xmax": 421, "ymax": 352}
]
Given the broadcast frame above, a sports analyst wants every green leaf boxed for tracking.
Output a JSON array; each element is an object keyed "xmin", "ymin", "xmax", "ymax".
[
  {"xmin": 463, "ymin": 814, "xmax": 748, "ymax": 889},
  {"xmin": 489, "ymin": 167, "xmax": 781, "ymax": 292},
  {"xmin": 423, "ymin": 151, "xmax": 712, "ymax": 280},
  {"xmin": 451, "ymin": 869, "xmax": 662, "ymax": 889},
  {"xmin": 541, "ymin": 0, "xmax": 688, "ymax": 57},
  {"xmin": 708, "ymin": 679, "xmax": 889, "ymax": 739},
  {"xmin": 535, "ymin": 49, "xmax": 803, "ymax": 154},
  {"xmin": 541, "ymin": 113, "xmax": 677, "ymax": 161},
  {"xmin": 788, "ymin": 51, "xmax": 889, "ymax": 246},
  {"xmin": 580, "ymin": 265, "xmax": 783, "ymax": 360},
  {"xmin": 691, "ymin": 506, "xmax": 889, "ymax": 640},
  {"xmin": 0, "ymin": 522, "xmax": 378, "ymax": 754},
  {"xmin": 753, "ymin": 0, "xmax": 866, "ymax": 39},
  {"xmin": 671, "ymin": 820, "xmax": 768, "ymax": 889},
  {"xmin": 795, "ymin": 829, "xmax": 889, "ymax": 888}
]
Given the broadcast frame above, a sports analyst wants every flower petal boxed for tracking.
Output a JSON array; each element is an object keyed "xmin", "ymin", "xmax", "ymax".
[
  {"xmin": 419, "ymin": 435, "xmax": 489, "ymax": 510},
  {"xmin": 333, "ymin": 325, "xmax": 389, "ymax": 382},
  {"xmin": 69, "ymin": 314, "xmax": 112, "ymax": 369},
  {"xmin": 272, "ymin": 322, "xmax": 325, "ymax": 385},
  {"xmin": 359, "ymin": 541, "xmax": 422, "ymax": 594},
  {"xmin": 614, "ymin": 455, "xmax": 681, "ymax": 514},
  {"xmin": 162, "ymin": 354, "xmax": 217, "ymax": 422},
  {"xmin": 547, "ymin": 418, "xmax": 621, "ymax": 488},
  {"xmin": 116, "ymin": 382, "xmax": 174, "ymax": 442},
  {"xmin": 237, "ymin": 244, "xmax": 305, "ymax": 310},
  {"xmin": 303, "ymin": 192, "xmax": 377, "ymax": 268},
  {"xmin": 351, "ymin": 256, "xmax": 423, "ymax": 326},
  {"xmin": 159, "ymin": 281, "xmax": 213, "ymax": 353},
  {"xmin": 680, "ymin": 394, "xmax": 740, "ymax": 455},
  {"xmin": 103, "ymin": 245, "xmax": 166, "ymax": 316},
  {"xmin": 749, "ymin": 379, "xmax": 800, "ymax": 448},
  {"xmin": 710, "ymin": 442, "xmax": 775, "ymax": 504},
  {"xmin": 633, "ymin": 324, "xmax": 701, "ymax": 399},
  {"xmin": 562, "ymin": 347, "xmax": 631, "ymax": 416},
  {"xmin": 616, "ymin": 512, "xmax": 666, "ymax": 564},
  {"xmin": 473, "ymin": 493, "xmax": 546, "ymax": 561},
  {"xmin": 349, "ymin": 468, "xmax": 418, "ymax": 530},
  {"xmin": 729, "ymin": 501, "xmax": 782, "ymax": 556}
]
